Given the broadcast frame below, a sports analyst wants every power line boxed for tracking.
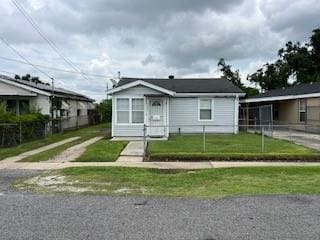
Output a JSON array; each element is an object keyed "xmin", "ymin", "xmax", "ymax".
[
  {"xmin": 12, "ymin": 0, "xmax": 94, "ymax": 82},
  {"xmin": 0, "ymin": 56, "xmax": 113, "ymax": 78},
  {"xmin": 0, "ymin": 36, "xmax": 54, "ymax": 81}
]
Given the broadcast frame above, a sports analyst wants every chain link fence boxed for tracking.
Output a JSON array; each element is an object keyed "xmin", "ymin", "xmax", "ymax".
[
  {"xmin": 0, "ymin": 115, "xmax": 101, "ymax": 148},
  {"xmin": 142, "ymin": 123, "xmax": 320, "ymax": 156}
]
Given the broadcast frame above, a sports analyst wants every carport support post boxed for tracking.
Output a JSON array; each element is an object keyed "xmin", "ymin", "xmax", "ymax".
[
  {"xmin": 203, "ymin": 125, "xmax": 206, "ymax": 152},
  {"xmin": 261, "ymin": 126, "xmax": 265, "ymax": 152}
]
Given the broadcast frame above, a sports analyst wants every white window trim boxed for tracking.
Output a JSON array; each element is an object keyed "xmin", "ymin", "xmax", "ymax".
[
  {"xmin": 198, "ymin": 98, "xmax": 214, "ymax": 121},
  {"xmin": 299, "ymin": 99, "xmax": 306, "ymax": 122},
  {"xmin": 115, "ymin": 96, "xmax": 145, "ymax": 125}
]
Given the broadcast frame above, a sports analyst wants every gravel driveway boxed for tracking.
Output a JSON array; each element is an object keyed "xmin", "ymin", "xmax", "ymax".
[{"xmin": 1, "ymin": 170, "xmax": 320, "ymax": 240}]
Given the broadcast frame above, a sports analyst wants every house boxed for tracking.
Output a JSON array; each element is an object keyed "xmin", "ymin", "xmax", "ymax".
[
  {"xmin": 0, "ymin": 74, "xmax": 96, "ymax": 130},
  {"xmin": 240, "ymin": 82, "xmax": 320, "ymax": 129},
  {"xmin": 108, "ymin": 76, "xmax": 245, "ymax": 138}
]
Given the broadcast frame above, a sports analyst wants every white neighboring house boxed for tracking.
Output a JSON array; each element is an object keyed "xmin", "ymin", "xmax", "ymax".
[
  {"xmin": 108, "ymin": 76, "xmax": 245, "ymax": 138},
  {"xmin": 0, "ymin": 75, "xmax": 95, "ymax": 130}
]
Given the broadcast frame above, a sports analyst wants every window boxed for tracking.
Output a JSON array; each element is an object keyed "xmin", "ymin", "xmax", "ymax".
[
  {"xmin": 132, "ymin": 98, "xmax": 144, "ymax": 123},
  {"xmin": 6, "ymin": 100, "xmax": 17, "ymax": 114},
  {"xmin": 299, "ymin": 99, "xmax": 306, "ymax": 122},
  {"xmin": 116, "ymin": 98, "xmax": 144, "ymax": 124},
  {"xmin": 19, "ymin": 100, "xmax": 30, "ymax": 115},
  {"xmin": 117, "ymin": 98, "xmax": 130, "ymax": 123},
  {"xmin": 199, "ymin": 99, "xmax": 212, "ymax": 120}
]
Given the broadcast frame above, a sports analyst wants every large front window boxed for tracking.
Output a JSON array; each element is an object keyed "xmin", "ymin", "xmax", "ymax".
[
  {"xmin": 117, "ymin": 98, "xmax": 130, "ymax": 123},
  {"xmin": 132, "ymin": 98, "xmax": 144, "ymax": 123},
  {"xmin": 199, "ymin": 99, "xmax": 213, "ymax": 120},
  {"xmin": 116, "ymin": 98, "xmax": 144, "ymax": 124}
]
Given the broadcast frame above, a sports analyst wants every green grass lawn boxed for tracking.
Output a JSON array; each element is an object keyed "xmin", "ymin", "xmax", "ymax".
[
  {"xmin": 75, "ymin": 140, "xmax": 128, "ymax": 162},
  {"xmin": 148, "ymin": 133, "xmax": 320, "ymax": 161},
  {"xmin": 1, "ymin": 123, "xmax": 110, "ymax": 161},
  {"xmin": 15, "ymin": 166, "xmax": 320, "ymax": 198}
]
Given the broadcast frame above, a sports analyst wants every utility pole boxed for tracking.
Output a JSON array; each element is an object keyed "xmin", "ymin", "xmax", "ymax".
[
  {"xmin": 118, "ymin": 71, "xmax": 121, "ymax": 80},
  {"xmin": 51, "ymin": 77, "xmax": 54, "ymax": 134},
  {"xmin": 106, "ymin": 81, "xmax": 109, "ymax": 100}
]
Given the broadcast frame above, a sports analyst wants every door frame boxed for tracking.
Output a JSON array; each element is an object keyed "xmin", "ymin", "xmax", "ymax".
[{"xmin": 146, "ymin": 97, "xmax": 169, "ymax": 137}]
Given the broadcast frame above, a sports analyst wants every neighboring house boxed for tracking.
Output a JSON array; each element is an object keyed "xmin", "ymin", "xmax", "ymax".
[
  {"xmin": 241, "ymin": 82, "xmax": 320, "ymax": 128},
  {"xmin": 108, "ymin": 76, "xmax": 245, "ymax": 138},
  {"xmin": 0, "ymin": 74, "xmax": 95, "ymax": 130}
]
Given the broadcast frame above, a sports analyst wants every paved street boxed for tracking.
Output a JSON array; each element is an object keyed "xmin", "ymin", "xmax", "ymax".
[{"xmin": 1, "ymin": 170, "xmax": 320, "ymax": 240}]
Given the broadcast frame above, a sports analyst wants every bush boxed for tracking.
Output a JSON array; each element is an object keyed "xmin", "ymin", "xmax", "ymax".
[
  {"xmin": 147, "ymin": 153, "xmax": 320, "ymax": 162},
  {"xmin": 0, "ymin": 113, "xmax": 50, "ymax": 147}
]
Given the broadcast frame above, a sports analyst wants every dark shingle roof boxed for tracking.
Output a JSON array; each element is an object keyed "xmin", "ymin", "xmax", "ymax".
[
  {"xmin": 248, "ymin": 82, "xmax": 320, "ymax": 99},
  {"xmin": 117, "ymin": 77, "xmax": 244, "ymax": 93},
  {"xmin": 0, "ymin": 75, "xmax": 94, "ymax": 102}
]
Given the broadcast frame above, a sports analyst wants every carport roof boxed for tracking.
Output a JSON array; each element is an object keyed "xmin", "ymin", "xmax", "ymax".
[{"xmin": 242, "ymin": 82, "xmax": 320, "ymax": 103}]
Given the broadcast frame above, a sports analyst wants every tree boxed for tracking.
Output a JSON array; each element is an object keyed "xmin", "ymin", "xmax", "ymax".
[
  {"xmin": 97, "ymin": 99, "xmax": 112, "ymax": 122},
  {"xmin": 218, "ymin": 58, "xmax": 259, "ymax": 96},
  {"xmin": 248, "ymin": 28, "xmax": 320, "ymax": 91}
]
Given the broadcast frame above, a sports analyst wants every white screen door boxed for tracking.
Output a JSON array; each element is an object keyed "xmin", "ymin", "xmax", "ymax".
[{"xmin": 149, "ymin": 99, "xmax": 165, "ymax": 136}]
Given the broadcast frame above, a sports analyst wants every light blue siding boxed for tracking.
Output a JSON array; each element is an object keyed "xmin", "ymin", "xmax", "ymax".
[
  {"xmin": 112, "ymin": 85, "xmax": 161, "ymax": 137},
  {"xmin": 112, "ymin": 85, "xmax": 237, "ymax": 136},
  {"xmin": 169, "ymin": 97, "xmax": 235, "ymax": 133}
]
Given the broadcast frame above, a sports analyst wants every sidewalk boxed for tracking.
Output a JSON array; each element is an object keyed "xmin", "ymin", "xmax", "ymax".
[
  {"xmin": 1, "ymin": 160, "xmax": 320, "ymax": 170},
  {"xmin": 116, "ymin": 141, "xmax": 144, "ymax": 163}
]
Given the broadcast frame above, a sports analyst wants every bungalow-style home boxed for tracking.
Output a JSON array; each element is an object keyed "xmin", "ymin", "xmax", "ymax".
[
  {"xmin": 241, "ymin": 82, "xmax": 320, "ymax": 128},
  {"xmin": 0, "ymin": 74, "xmax": 96, "ymax": 130},
  {"xmin": 108, "ymin": 76, "xmax": 245, "ymax": 138}
]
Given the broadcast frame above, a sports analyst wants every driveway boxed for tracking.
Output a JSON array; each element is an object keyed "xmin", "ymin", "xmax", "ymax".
[
  {"xmin": 272, "ymin": 129, "xmax": 320, "ymax": 150},
  {"xmin": 1, "ymin": 170, "xmax": 320, "ymax": 240}
]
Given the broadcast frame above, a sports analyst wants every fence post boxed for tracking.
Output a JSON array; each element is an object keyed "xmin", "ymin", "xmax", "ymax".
[
  {"xmin": 143, "ymin": 124, "xmax": 147, "ymax": 157},
  {"xmin": 19, "ymin": 121, "xmax": 22, "ymax": 144},
  {"xmin": 203, "ymin": 125, "xmax": 206, "ymax": 152},
  {"xmin": 261, "ymin": 126, "xmax": 264, "ymax": 152},
  {"xmin": 254, "ymin": 117, "xmax": 257, "ymax": 133},
  {"xmin": 289, "ymin": 126, "xmax": 292, "ymax": 142}
]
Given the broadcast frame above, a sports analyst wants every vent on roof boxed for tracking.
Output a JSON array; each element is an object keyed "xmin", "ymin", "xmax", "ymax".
[{"xmin": 168, "ymin": 75, "xmax": 174, "ymax": 79}]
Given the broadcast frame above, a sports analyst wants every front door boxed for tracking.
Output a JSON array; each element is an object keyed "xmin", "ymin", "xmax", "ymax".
[{"xmin": 148, "ymin": 99, "xmax": 165, "ymax": 137}]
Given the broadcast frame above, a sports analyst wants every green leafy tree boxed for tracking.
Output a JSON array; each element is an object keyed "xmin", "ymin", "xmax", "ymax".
[
  {"xmin": 218, "ymin": 58, "xmax": 259, "ymax": 96},
  {"xmin": 248, "ymin": 28, "xmax": 320, "ymax": 91},
  {"xmin": 97, "ymin": 99, "xmax": 112, "ymax": 122}
]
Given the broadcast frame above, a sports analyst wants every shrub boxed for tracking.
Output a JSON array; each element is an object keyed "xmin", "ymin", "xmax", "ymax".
[{"xmin": 0, "ymin": 112, "xmax": 50, "ymax": 147}]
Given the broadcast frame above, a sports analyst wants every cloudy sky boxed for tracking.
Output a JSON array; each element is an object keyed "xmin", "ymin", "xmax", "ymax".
[{"xmin": 0, "ymin": 0, "xmax": 319, "ymax": 101}]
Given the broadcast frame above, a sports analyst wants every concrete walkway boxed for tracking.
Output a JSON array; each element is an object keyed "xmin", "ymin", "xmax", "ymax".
[
  {"xmin": 272, "ymin": 130, "xmax": 320, "ymax": 151},
  {"xmin": 46, "ymin": 137, "xmax": 103, "ymax": 163},
  {"xmin": 1, "ymin": 160, "xmax": 320, "ymax": 171},
  {"xmin": 0, "ymin": 137, "xmax": 80, "ymax": 165},
  {"xmin": 117, "ymin": 141, "xmax": 144, "ymax": 163}
]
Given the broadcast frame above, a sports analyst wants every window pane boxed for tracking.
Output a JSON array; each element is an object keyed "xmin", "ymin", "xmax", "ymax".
[
  {"xmin": 200, "ymin": 109, "xmax": 211, "ymax": 120},
  {"xmin": 19, "ymin": 100, "xmax": 30, "ymax": 115},
  {"xmin": 300, "ymin": 112, "xmax": 306, "ymax": 122},
  {"xmin": 132, "ymin": 111, "xmax": 144, "ymax": 123},
  {"xmin": 299, "ymin": 100, "xmax": 306, "ymax": 112},
  {"xmin": 6, "ymin": 100, "xmax": 17, "ymax": 114},
  {"xmin": 117, "ymin": 111, "xmax": 129, "ymax": 123},
  {"xmin": 132, "ymin": 99, "xmax": 144, "ymax": 111},
  {"xmin": 117, "ymin": 98, "xmax": 129, "ymax": 111},
  {"xmin": 200, "ymin": 99, "xmax": 211, "ymax": 109}
]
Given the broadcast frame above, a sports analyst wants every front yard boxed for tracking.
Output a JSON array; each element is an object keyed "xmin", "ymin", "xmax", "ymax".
[
  {"xmin": 147, "ymin": 133, "xmax": 320, "ymax": 161},
  {"xmin": 15, "ymin": 166, "xmax": 320, "ymax": 198},
  {"xmin": 0, "ymin": 123, "xmax": 110, "ymax": 161}
]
